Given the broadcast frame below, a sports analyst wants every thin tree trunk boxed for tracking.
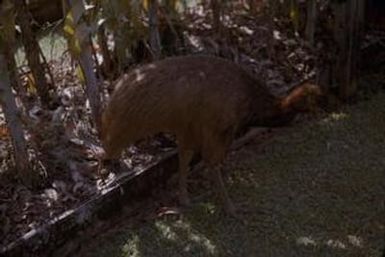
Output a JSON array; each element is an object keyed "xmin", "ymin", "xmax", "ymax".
[
  {"xmin": 357, "ymin": 0, "xmax": 365, "ymax": 26},
  {"xmin": 333, "ymin": 0, "xmax": 363, "ymax": 100},
  {"xmin": 65, "ymin": 0, "xmax": 102, "ymax": 132},
  {"xmin": 289, "ymin": 0, "xmax": 300, "ymax": 34},
  {"xmin": 211, "ymin": 0, "xmax": 221, "ymax": 34},
  {"xmin": 333, "ymin": 2, "xmax": 347, "ymax": 98},
  {"xmin": 267, "ymin": 0, "xmax": 276, "ymax": 61},
  {"xmin": 0, "ymin": 0, "xmax": 33, "ymax": 185},
  {"xmin": 4, "ymin": 41, "xmax": 26, "ymax": 101},
  {"xmin": 78, "ymin": 42, "xmax": 101, "ymax": 131},
  {"xmin": 305, "ymin": 0, "xmax": 317, "ymax": 45},
  {"xmin": 0, "ymin": 54, "xmax": 31, "ymax": 183},
  {"xmin": 148, "ymin": 0, "xmax": 161, "ymax": 60},
  {"xmin": 0, "ymin": 1, "xmax": 25, "ymax": 100},
  {"xmin": 15, "ymin": 0, "xmax": 51, "ymax": 106},
  {"xmin": 97, "ymin": 24, "xmax": 115, "ymax": 79},
  {"xmin": 343, "ymin": 0, "xmax": 361, "ymax": 99},
  {"xmin": 159, "ymin": 6, "xmax": 184, "ymax": 55}
]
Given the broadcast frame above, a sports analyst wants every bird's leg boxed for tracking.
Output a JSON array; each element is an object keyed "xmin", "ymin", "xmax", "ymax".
[
  {"xmin": 231, "ymin": 127, "xmax": 269, "ymax": 151},
  {"xmin": 212, "ymin": 164, "xmax": 236, "ymax": 216},
  {"xmin": 178, "ymin": 149, "xmax": 194, "ymax": 207}
]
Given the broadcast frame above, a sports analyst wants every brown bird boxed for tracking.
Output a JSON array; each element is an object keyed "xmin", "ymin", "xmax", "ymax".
[{"xmin": 101, "ymin": 55, "xmax": 322, "ymax": 215}]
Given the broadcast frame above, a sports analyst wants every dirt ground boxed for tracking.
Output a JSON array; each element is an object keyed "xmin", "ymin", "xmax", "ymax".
[{"xmin": 68, "ymin": 93, "xmax": 385, "ymax": 257}]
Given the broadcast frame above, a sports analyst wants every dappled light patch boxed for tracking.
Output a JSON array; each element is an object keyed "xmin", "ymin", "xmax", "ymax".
[
  {"xmin": 296, "ymin": 236, "xmax": 316, "ymax": 246},
  {"xmin": 320, "ymin": 112, "xmax": 350, "ymax": 124},
  {"xmin": 121, "ymin": 234, "xmax": 141, "ymax": 257},
  {"xmin": 155, "ymin": 219, "xmax": 218, "ymax": 255},
  {"xmin": 155, "ymin": 221, "xmax": 179, "ymax": 241},
  {"xmin": 326, "ymin": 239, "xmax": 347, "ymax": 249},
  {"xmin": 296, "ymin": 235, "xmax": 364, "ymax": 250},
  {"xmin": 347, "ymin": 235, "xmax": 363, "ymax": 247}
]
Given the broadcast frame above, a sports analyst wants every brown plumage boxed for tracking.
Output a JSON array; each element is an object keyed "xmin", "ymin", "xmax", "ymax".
[{"xmin": 101, "ymin": 55, "xmax": 322, "ymax": 215}]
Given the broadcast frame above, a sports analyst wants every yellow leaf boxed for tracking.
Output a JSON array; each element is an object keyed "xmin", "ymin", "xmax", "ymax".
[
  {"xmin": 25, "ymin": 72, "xmax": 37, "ymax": 94},
  {"xmin": 63, "ymin": 24, "xmax": 75, "ymax": 36},
  {"xmin": 75, "ymin": 65, "xmax": 85, "ymax": 84},
  {"xmin": 290, "ymin": 0, "xmax": 299, "ymax": 32},
  {"xmin": 65, "ymin": 11, "xmax": 74, "ymax": 25},
  {"xmin": 63, "ymin": 10, "xmax": 76, "ymax": 38},
  {"xmin": 142, "ymin": 0, "xmax": 149, "ymax": 11}
]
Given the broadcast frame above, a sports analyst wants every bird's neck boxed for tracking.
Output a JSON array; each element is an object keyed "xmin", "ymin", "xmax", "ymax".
[
  {"xmin": 252, "ymin": 86, "xmax": 310, "ymax": 127},
  {"xmin": 260, "ymin": 102, "xmax": 297, "ymax": 127}
]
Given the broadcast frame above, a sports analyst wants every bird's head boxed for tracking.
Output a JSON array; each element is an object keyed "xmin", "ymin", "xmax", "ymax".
[{"xmin": 280, "ymin": 82, "xmax": 323, "ymax": 114}]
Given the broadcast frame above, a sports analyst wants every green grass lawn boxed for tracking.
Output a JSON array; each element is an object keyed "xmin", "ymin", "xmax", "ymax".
[{"xmin": 78, "ymin": 93, "xmax": 385, "ymax": 257}]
